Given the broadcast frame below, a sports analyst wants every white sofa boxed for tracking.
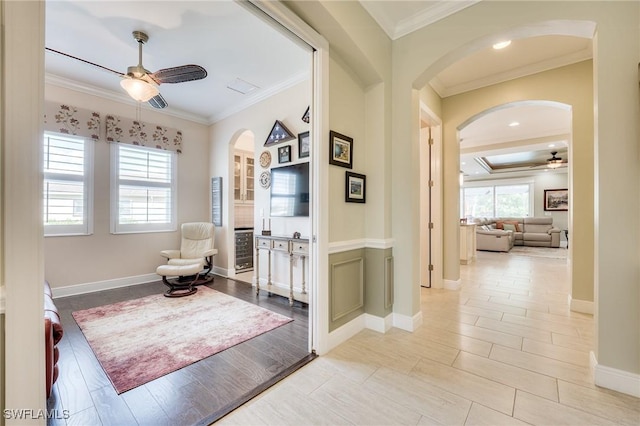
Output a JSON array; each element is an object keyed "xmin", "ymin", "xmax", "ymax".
[{"xmin": 474, "ymin": 217, "xmax": 561, "ymax": 251}]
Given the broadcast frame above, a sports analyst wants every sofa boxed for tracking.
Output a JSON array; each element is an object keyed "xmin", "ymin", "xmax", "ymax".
[
  {"xmin": 45, "ymin": 280, "xmax": 63, "ymax": 398},
  {"xmin": 473, "ymin": 217, "xmax": 561, "ymax": 251}
]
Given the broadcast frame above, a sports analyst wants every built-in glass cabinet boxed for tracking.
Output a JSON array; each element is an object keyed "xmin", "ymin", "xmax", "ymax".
[{"xmin": 234, "ymin": 150, "xmax": 254, "ymax": 204}]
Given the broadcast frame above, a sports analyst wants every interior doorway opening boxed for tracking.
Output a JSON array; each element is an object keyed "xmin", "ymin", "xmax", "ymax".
[
  {"xmin": 231, "ymin": 130, "xmax": 256, "ymax": 282},
  {"xmin": 419, "ymin": 104, "xmax": 443, "ymax": 289}
]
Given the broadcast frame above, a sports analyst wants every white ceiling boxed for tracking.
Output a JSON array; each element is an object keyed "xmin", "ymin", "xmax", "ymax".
[
  {"xmin": 45, "ymin": 0, "xmax": 310, "ymax": 125},
  {"xmin": 46, "ymin": 1, "xmax": 589, "ymax": 178}
]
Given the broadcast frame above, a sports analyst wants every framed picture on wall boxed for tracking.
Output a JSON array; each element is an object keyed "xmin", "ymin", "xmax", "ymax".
[
  {"xmin": 278, "ymin": 145, "xmax": 291, "ymax": 164},
  {"xmin": 329, "ymin": 130, "xmax": 353, "ymax": 168},
  {"xmin": 345, "ymin": 171, "xmax": 366, "ymax": 203},
  {"xmin": 298, "ymin": 131, "xmax": 310, "ymax": 158},
  {"xmin": 544, "ymin": 188, "xmax": 568, "ymax": 211}
]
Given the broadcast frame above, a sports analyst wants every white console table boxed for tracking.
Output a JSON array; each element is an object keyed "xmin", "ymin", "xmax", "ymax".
[{"xmin": 255, "ymin": 235, "xmax": 309, "ymax": 306}]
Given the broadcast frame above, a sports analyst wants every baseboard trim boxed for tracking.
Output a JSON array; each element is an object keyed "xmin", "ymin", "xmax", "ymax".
[
  {"xmin": 444, "ymin": 278, "xmax": 462, "ymax": 291},
  {"xmin": 364, "ymin": 313, "xmax": 393, "ymax": 333},
  {"xmin": 52, "ymin": 273, "xmax": 159, "ymax": 298},
  {"xmin": 212, "ymin": 266, "xmax": 229, "ymax": 277},
  {"xmin": 393, "ymin": 311, "xmax": 423, "ymax": 332},
  {"xmin": 327, "ymin": 314, "xmax": 365, "ymax": 351},
  {"xmin": 570, "ymin": 297, "xmax": 594, "ymax": 314},
  {"xmin": 592, "ymin": 352, "xmax": 640, "ymax": 398}
]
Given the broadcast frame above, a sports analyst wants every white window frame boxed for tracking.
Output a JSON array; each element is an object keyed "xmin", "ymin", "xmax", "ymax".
[
  {"xmin": 461, "ymin": 177, "xmax": 534, "ymax": 218},
  {"xmin": 43, "ymin": 132, "xmax": 94, "ymax": 236},
  {"xmin": 110, "ymin": 143, "xmax": 177, "ymax": 234}
]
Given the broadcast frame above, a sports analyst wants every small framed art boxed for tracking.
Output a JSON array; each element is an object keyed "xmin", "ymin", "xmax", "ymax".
[
  {"xmin": 298, "ymin": 131, "xmax": 310, "ymax": 158},
  {"xmin": 345, "ymin": 171, "xmax": 366, "ymax": 203},
  {"xmin": 329, "ymin": 130, "xmax": 353, "ymax": 169},
  {"xmin": 278, "ymin": 145, "xmax": 291, "ymax": 164}
]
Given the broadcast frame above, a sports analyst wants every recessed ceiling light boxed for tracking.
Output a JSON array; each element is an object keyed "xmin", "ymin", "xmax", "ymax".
[
  {"xmin": 508, "ymin": 121, "xmax": 520, "ymax": 127},
  {"xmin": 493, "ymin": 40, "xmax": 511, "ymax": 50},
  {"xmin": 227, "ymin": 78, "xmax": 259, "ymax": 95},
  {"xmin": 548, "ymin": 144, "xmax": 555, "ymax": 147},
  {"xmin": 461, "ymin": 161, "xmax": 466, "ymax": 165}
]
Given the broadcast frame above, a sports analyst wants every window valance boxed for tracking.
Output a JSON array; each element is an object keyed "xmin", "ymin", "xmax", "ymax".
[
  {"xmin": 105, "ymin": 115, "xmax": 182, "ymax": 153},
  {"xmin": 44, "ymin": 103, "xmax": 100, "ymax": 141},
  {"xmin": 43, "ymin": 102, "xmax": 183, "ymax": 153}
]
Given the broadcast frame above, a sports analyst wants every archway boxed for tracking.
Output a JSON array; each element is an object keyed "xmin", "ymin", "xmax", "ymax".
[
  {"xmin": 229, "ymin": 129, "xmax": 256, "ymax": 281},
  {"xmin": 413, "ymin": 22, "xmax": 595, "ymax": 315}
]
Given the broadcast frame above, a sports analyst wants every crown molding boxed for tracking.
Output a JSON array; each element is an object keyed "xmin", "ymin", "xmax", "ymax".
[
  {"xmin": 393, "ymin": 1, "xmax": 481, "ymax": 40},
  {"xmin": 360, "ymin": 0, "xmax": 480, "ymax": 40},
  {"xmin": 437, "ymin": 47, "xmax": 592, "ymax": 98}
]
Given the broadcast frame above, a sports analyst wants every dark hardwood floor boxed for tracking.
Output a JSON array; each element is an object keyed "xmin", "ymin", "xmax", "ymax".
[{"xmin": 47, "ymin": 275, "xmax": 311, "ymax": 426}]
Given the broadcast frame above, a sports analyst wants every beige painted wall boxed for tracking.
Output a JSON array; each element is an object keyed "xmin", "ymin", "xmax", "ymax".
[
  {"xmin": 443, "ymin": 61, "xmax": 592, "ymax": 300},
  {"xmin": 390, "ymin": 1, "xmax": 638, "ymax": 375},
  {"xmin": 328, "ymin": 57, "xmax": 366, "ymax": 243},
  {"xmin": 43, "ymin": 85, "xmax": 211, "ymax": 288},
  {"xmin": 209, "ymin": 80, "xmax": 311, "ymax": 275}
]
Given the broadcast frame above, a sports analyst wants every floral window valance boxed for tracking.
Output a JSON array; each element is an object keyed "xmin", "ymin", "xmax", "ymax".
[
  {"xmin": 43, "ymin": 102, "xmax": 183, "ymax": 153},
  {"xmin": 105, "ymin": 115, "xmax": 182, "ymax": 153},
  {"xmin": 44, "ymin": 102, "xmax": 100, "ymax": 141}
]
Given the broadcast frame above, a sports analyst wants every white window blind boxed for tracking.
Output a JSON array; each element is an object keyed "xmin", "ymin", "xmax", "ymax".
[
  {"xmin": 43, "ymin": 133, "xmax": 93, "ymax": 236},
  {"xmin": 111, "ymin": 144, "xmax": 176, "ymax": 233}
]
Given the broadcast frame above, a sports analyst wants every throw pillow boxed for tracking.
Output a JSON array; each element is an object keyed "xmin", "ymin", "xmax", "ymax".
[
  {"xmin": 503, "ymin": 223, "xmax": 516, "ymax": 232},
  {"xmin": 482, "ymin": 224, "xmax": 490, "ymax": 231},
  {"xmin": 496, "ymin": 221, "xmax": 504, "ymax": 229},
  {"xmin": 504, "ymin": 220, "xmax": 521, "ymax": 232}
]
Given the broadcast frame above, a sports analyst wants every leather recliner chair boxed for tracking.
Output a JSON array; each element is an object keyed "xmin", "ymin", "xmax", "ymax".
[
  {"xmin": 157, "ymin": 222, "xmax": 218, "ymax": 297},
  {"xmin": 44, "ymin": 280, "xmax": 63, "ymax": 398}
]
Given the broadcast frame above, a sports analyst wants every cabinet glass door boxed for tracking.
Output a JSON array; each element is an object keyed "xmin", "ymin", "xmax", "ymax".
[
  {"xmin": 234, "ymin": 154, "xmax": 242, "ymax": 201},
  {"xmin": 245, "ymin": 157, "xmax": 254, "ymax": 202}
]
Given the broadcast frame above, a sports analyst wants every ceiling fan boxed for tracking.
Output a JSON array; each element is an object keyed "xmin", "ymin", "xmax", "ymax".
[
  {"xmin": 546, "ymin": 151, "xmax": 564, "ymax": 169},
  {"xmin": 45, "ymin": 30, "xmax": 207, "ymax": 109}
]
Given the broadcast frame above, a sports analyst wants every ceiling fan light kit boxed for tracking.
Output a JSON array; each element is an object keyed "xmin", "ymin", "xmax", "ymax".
[
  {"xmin": 547, "ymin": 151, "xmax": 564, "ymax": 169},
  {"xmin": 120, "ymin": 77, "xmax": 159, "ymax": 102}
]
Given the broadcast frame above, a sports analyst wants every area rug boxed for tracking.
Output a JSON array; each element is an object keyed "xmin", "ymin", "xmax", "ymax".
[
  {"xmin": 508, "ymin": 245, "xmax": 568, "ymax": 259},
  {"xmin": 72, "ymin": 286, "xmax": 292, "ymax": 394}
]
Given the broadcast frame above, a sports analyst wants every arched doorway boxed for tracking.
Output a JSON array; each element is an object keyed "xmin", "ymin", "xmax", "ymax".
[
  {"xmin": 414, "ymin": 25, "xmax": 595, "ymax": 315},
  {"xmin": 230, "ymin": 130, "xmax": 256, "ymax": 282}
]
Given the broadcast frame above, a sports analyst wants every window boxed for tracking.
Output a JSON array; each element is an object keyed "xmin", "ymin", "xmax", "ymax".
[
  {"xmin": 111, "ymin": 144, "xmax": 176, "ymax": 233},
  {"xmin": 461, "ymin": 181, "xmax": 532, "ymax": 218},
  {"xmin": 43, "ymin": 133, "xmax": 93, "ymax": 236}
]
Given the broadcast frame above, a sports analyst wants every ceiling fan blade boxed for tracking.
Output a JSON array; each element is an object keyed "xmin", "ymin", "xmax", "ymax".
[
  {"xmin": 45, "ymin": 47, "xmax": 124, "ymax": 77},
  {"xmin": 150, "ymin": 65, "xmax": 207, "ymax": 84},
  {"xmin": 148, "ymin": 93, "xmax": 168, "ymax": 109}
]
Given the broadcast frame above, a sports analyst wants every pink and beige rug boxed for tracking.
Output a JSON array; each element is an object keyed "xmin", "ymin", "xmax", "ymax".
[{"xmin": 72, "ymin": 286, "xmax": 292, "ymax": 394}]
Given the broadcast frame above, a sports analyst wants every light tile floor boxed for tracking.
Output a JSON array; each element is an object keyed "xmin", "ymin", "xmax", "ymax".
[{"xmin": 218, "ymin": 250, "xmax": 640, "ymax": 425}]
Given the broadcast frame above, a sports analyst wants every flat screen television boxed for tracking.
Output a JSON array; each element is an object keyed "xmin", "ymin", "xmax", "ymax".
[{"xmin": 270, "ymin": 162, "xmax": 309, "ymax": 217}]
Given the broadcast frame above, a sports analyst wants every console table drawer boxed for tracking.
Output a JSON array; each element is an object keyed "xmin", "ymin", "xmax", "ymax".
[
  {"xmin": 256, "ymin": 237, "xmax": 272, "ymax": 249},
  {"xmin": 291, "ymin": 241, "xmax": 309, "ymax": 255},
  {"xmin": 272, "ymin": 239, "xmax": 289, "ymax": 252}
]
